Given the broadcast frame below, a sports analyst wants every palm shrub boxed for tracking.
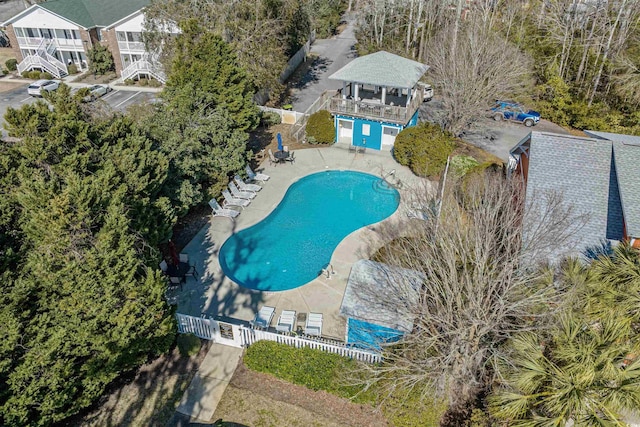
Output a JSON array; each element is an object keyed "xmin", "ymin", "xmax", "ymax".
[
  {"xmin": 393, "ymin": 122, "xmax": 455, "ymax": 178},
  {"xmin": 490, "ymin": 314, "xmax": 640, "ymax": 426},
  {"xmin": 491, "ymin": 246, "xmax": 640, "ymax": 425},
  {"xmin": 306, "ymin": 110, "xmax": 335, "ymax": 144}
]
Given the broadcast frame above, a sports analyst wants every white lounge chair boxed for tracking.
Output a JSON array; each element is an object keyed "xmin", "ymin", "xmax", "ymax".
[
  {"xmin": 275, "ymin": 310, "xmax": 296, "ymax": 334},
  {"xmin": 246, "ymin": 165, "xmax": 270, "ymax": 184},
  {"xmin": 222, "ymin": 189, "xmax": 250, "ymax": 209},
  {"xmin": 234, "ymin": 175, "xmax": 262, "ymax": 193},
  {"xmin": 208, "ymin": 198, "xmax": 240, "ymax": 221},
  {"xmin": 228, "ymin": 181, "xmax": 256, "ymax": 200},
  {"xmin": 251, "ymin": 306, "xmax": 275, "ymax": 330},
  {"xmin": 305, "ymin": 312, "xmax": 323, "ymax": 336}
]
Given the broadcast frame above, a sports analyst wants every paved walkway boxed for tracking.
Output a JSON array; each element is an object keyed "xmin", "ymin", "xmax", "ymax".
[
  {"xmin": 171, "ymin": 343, "xmax": 243, "ymax": 425},
  {"xmin": 290, "ymin": 13, "xmax": 358, "ymax": 112}
]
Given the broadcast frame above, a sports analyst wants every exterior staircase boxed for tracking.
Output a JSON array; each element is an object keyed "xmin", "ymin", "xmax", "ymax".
[
  {"xmin": 121, "ymin": 53, "xmax": 166, "ymax": 83},
  {"xmin": 17, "ymin": 39, "xmax": 68, "ymax": 79}
]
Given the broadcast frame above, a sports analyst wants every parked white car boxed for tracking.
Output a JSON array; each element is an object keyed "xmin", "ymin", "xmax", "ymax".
[
  {"xmin": 27, "ymin": 79, "xmax": 60, "ymax": 97},
  {"xmin": 82, "ymin": 84, "xmax": 112, "ymax": 102}
]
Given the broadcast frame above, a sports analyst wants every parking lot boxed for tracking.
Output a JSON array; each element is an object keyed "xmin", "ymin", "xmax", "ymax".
[{"xmin": 0, "ymin": 82, "xmax": 158, "ymax": 135}]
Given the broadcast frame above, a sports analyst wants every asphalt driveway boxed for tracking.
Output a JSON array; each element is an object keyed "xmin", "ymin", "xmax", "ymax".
[{"xmin": 289, "ymin": 13, "xmax": 358, "ymax": 112}]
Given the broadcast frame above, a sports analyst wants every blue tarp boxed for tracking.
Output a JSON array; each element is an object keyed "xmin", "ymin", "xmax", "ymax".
[{"xmin": 347, "ymin": 318, "xmax": 403, "ymax": 350}]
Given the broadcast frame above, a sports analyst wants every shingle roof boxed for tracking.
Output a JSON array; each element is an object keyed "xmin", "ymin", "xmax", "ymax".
[
  {"xmin": 328, "ymin": 51, "xmax": 429, "ymax": 88},
  {"xmin": 611, "ymin": 142, "xmax": 640, "ymax": 236},
  {"xmin": 584, "ymin": 130, "xmax": 640, "ymax": 146},
  {"xmin": 522, "ymin": 132, "xmax": 624, "ymax": 259},
  {"xmin": 583, "ymin": 130, "xmax": 640, "ymax": 237},
  {"xmin": 39, "ymin": 0, "xmax": 149, "ymax": 28}
]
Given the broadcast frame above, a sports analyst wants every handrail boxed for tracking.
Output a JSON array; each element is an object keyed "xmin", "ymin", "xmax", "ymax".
[{"xmin": 121, "ymin": 59, "xmax": 166, "ymax": 83}]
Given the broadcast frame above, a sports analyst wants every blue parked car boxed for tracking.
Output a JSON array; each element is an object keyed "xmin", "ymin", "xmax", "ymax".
[{"xmin": 491, "ymin": 101, "xmax": 540, "ymax": 127}]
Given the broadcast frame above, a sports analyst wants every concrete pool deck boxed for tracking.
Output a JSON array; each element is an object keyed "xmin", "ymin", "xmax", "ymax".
[{"xmin": 167, "ymin": 144, "xmax": 435, "ymax": 340}]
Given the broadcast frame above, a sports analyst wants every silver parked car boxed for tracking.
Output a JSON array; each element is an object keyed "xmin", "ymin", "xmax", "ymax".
[
  {"xmin": 82, "ymin": 84, "xmax": 112, "ymax": 102},
  {"xmin": 27, "ymin": 79, "xmax": 60, "ymax": 97}
]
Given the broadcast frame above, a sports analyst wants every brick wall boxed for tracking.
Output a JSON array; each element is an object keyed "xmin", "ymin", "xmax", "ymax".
[
  {"xmin": 5, "ymin": 24, "xmax": 23, "ymax": 63},
  {"xmin": 101, "ymin": 28, "xmax": 123, "ymax": 76}
]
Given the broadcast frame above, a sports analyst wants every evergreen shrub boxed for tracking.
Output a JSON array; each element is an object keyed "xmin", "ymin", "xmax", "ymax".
[
  {"xmin": 39, "ymin": 72, "xmax": 53, "ymax": 79},
  {"xmin": 260, "ymin": 111, "xmax": 281, "ymax": 127},
  {"xmin": 450, "ymin": 155, "xmax": 479, "ymax": 177},
  {"xmin": 306, "ymin": 110, "xmax": 335, "ymax": 144},
  {"xmin": 5, "ymin": 58, "xmax": 17, "ymax": 71},
  {"xmin": 28, "ymin": 70, "xmax": 41, "ymax": 79},
  {"xmin": 393, "ymin": 122, "xmax": 455, "ymax": 178},
  {"xmin": 245, "ymin": 341, "xmax": 356, "ymax": 395},
  {"xmin": 67, "ymin": 64, "xmax": 78, "ymax": 74}
]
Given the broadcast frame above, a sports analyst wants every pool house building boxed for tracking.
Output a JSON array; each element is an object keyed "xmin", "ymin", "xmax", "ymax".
[{"xmin": 327, "ymin": 51, "xmax": 429, "ymax": 151}]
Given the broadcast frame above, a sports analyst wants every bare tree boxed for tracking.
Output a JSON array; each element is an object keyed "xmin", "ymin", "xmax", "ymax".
[
  {"xmin": 426, "ymin": 19, "xmax": 533, "ymax": 135},
  {"xmin": 354, "ymin": 172, "xmax": 586, "ymax": 423}
]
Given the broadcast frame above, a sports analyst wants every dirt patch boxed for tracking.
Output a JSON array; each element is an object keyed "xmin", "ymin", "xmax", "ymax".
[
  {"xmin": 0, "ymin": 47, "xmax": 16, "ymax": 67},
  {"xmin": 63, "ymin": 340, "xmax": 211, "ymax": 427},
  {"xmin": 0, "ymin": 79, "xmax": 27, "ymax": 93},
  {"xmin": 213, "ymin": 362, "xmax": 388, "ymax": 427},
  {"xmin": 73, "ymin": 71, "xmax": 118, "ymax": 85}
]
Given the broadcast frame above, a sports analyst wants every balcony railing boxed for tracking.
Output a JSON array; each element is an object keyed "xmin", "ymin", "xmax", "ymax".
[
  {"xmin": 17, "ymin": 37, "xmax": 83, "ymax": 49},
  {"xmin": 117, "ymin": 41, "xmax": 145, "ymax": 52},
  {"xmin": 121, "ymin": 59, "xmax": 166, "ymax": 83},
  {"xmin": 328, "ymin": 90, "xmax": 423, "ymax": 124}
]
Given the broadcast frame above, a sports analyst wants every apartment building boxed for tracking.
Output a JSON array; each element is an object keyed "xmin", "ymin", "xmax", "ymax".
[{"xmin": 2, "ymin": 0, "xmax": 170, "ymax": 82}]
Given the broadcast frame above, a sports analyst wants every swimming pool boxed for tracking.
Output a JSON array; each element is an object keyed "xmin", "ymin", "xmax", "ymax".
[{"xmin": 219, "ymin": 170, "xmax": 400, "ymax": 291}]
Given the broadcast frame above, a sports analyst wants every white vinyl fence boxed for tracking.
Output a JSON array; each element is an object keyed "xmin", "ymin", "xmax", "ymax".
[
  {"xmin": 258, "ymin": 105, "xmax": 305, "ymax": 125},
  {"xmin": 176, "ymin": 313, "xmax": 382, "ymax": 364}
]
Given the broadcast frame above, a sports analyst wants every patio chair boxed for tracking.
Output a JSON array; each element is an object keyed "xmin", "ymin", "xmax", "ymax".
[
  {"xmin": 234, "ymin": 175, "xmax": 262, "ymax": 193},
  {"xmin": 250, "ymin": 306, "xmax": 275, "ymax": 330},
  {"xmin": 275, "ymin": 310, "xmax": 296, "ymax": 334},
  {"xmin": 246, "ymin": 165, "xmax": 270, "ymax": 184},
  {"xmin": 179, "ymin": 253, "xmax": 198, "ymax": 279},
  {"xmin": 159, "ymin": 260, "xmax": 168, "ymax": 273},
  {"xmin": 228, "ymin": 181, "xmax": 256, "ymax": 200},
  {"xmin": 208, "ymin": 198, "xmax": 240, "ymax": 221},
  {"xmin": 168, "ymin": 275, "xmax": 183, "ymax": 291},
  {"xmin": 268, "ymin": 148, "xmax": 278, "ymax": 166},
  {"xmin": 285, "ymin": 151, "xmax": 296, "ymax": 164},
  {"xmin": 222, "ymin": 189, "xmax": 251, "ymax": 209},
  {"xmin": 304, "ymin": 312, "xmax": 323, "ymax": 336}
]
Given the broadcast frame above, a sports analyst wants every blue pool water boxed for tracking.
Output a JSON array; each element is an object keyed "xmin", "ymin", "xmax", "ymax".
[{"xmin": 219, "ymin": 170, "xmax": 400, "ymax": 291}]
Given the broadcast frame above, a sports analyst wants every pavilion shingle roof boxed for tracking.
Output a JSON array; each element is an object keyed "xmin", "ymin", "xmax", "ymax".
[
  {"xmin": 37, "ymin": 0, "xmax": 149, "ymax": 28},
  {"xmin": 328, "ymin": 51, "xmax": 429, "ymax": 89}
]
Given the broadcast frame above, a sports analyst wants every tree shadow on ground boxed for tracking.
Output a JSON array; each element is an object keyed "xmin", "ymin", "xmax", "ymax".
[
  {"xmin": 288, "ymin": 56, "xmax": 333, "ymax": 91},
  {"xmin": 58, "ymin": 339, "xmax": 212, "ymax": 427}
]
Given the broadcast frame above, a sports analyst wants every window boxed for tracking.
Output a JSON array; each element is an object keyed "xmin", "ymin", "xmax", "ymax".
[
  {"xmin": 362, "ymin": 124, "xmax": 371, "ymax": 136},
  {"xmin": 126, "ymin": 32, "xmax": 142, "ymax": 42},
  {"xmin": 14, "ymin": 27, "xmax": 24, "ymax": 38},
  {"xmin": 26, "ymin": 28, "xmax": 37, "ymax": 38},
  {"xmin": 63, "ymin": 29, "xmax": 77, "ymax": 39},
  {"xmin": 116, "ymin": 31, "xmax": 126, "ymax": 42}
]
